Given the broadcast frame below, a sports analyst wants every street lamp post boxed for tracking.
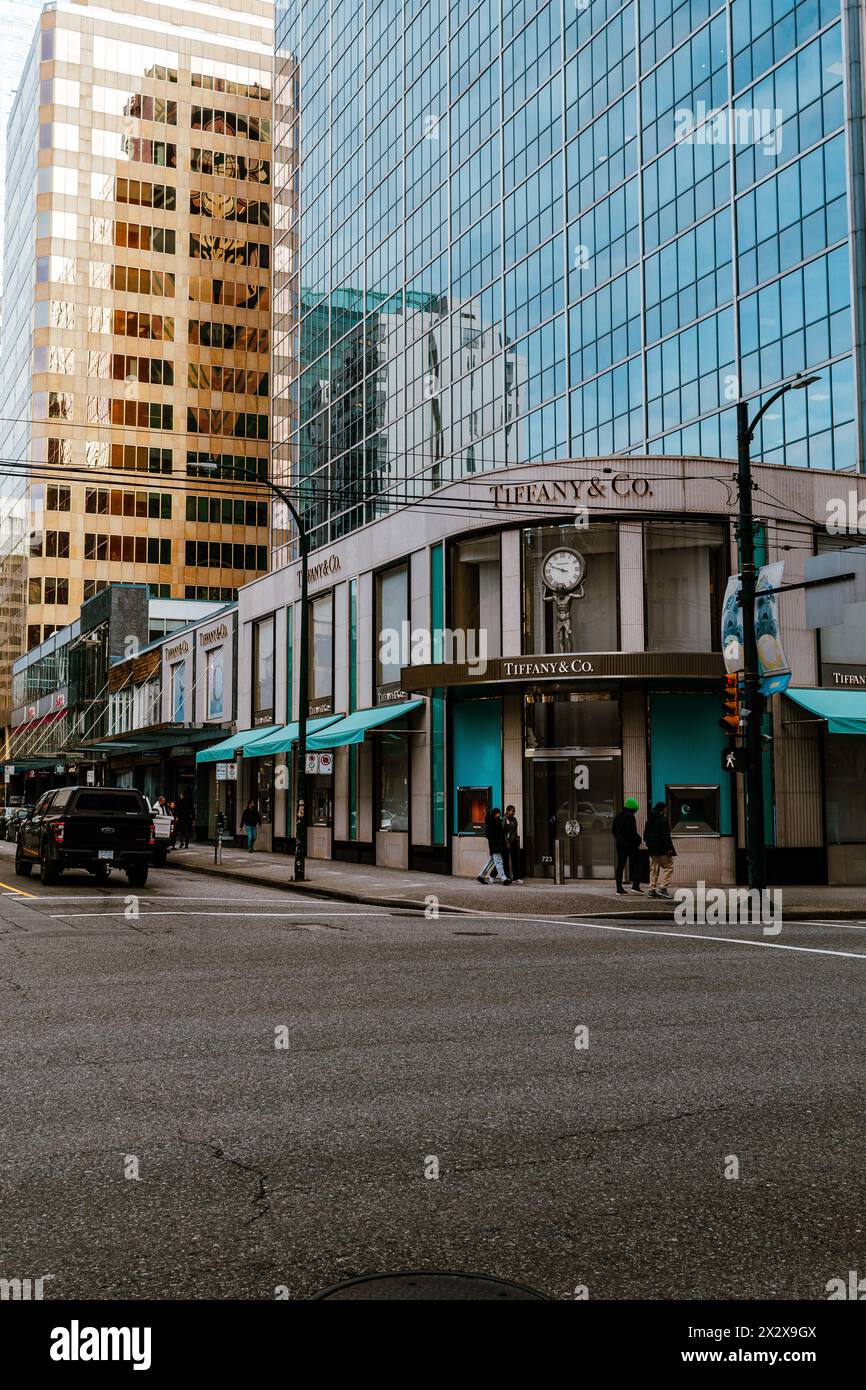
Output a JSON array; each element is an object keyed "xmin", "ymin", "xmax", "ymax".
[
  {"xmin": 267, "ymin": 480, "xmax": 310, "ymax": 883},
  {"xmin": 203, "ymin": 460, "xmax": 311, "ymax": 881},
  {"xmin": 736, "ymin": 374, "xmax": 819, "ymax": 891}
]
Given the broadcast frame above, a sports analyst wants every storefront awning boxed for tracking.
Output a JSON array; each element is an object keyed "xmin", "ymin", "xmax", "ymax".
[
  {"xmin": 786, "ymin": 688, "xmax": 866, "ymax": 734},
  {"xmin": 241, "ymin": 715, "xmax": 343, "ymax": 757},
  {"xmin": 196, "ymin": 724, "xmax": 282, "ymax": 764},
  {"xmin": 307, "ymin": 699, "xmax": 425, "ymax": 749}
]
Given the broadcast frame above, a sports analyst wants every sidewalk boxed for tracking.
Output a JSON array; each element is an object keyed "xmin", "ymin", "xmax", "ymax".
[{"xmin": 166, "ymin": 843, "xmax": 866, "ymax": 919}]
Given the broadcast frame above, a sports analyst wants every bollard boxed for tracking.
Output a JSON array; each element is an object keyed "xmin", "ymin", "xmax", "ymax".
[
  {"xmin": 214, "ymin": 833, "xmax": 222, "ymax": 865},
  {"xmin": 554, "ymin": 839, "xmax": 563, "ymax": 885}
]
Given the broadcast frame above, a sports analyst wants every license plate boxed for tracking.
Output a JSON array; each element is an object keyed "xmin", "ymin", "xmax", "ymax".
[{"xmin": 98, "ymin": 850, "xmax": 114, "ymax": 860}]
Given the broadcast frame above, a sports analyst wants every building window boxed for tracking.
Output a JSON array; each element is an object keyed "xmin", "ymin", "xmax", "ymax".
[
  {"xmin": 450, "ymin": 536, "xmax": 501, "ymax": 659},
  {"xmin": 816, "ymin": 534, "xmax": 866, "ymax": 674},
  {"xmin": 206, "ymin": 647, "xmax": 225, "ymax": 720},
  {"xmin": 377, "ymin": 564, "xmax": 409, "ymax": 686},
  {"xmin": 645, "ymin": 522, "xmax": 727, "ymax": 652},
  {"xmin": 825, "ymin": 736, "xmax": 866, "ymax": 843},
  {"xmin": 253, "ymin": 616, "xmax": 274, "ymax": 719},
  {"xmin": 310, "ymin": 594, "xmax": 334, "ymax": 704},
  {"xmin": 171, "ymin": 663, "xmax": 186, "ymax": 723},
  {"xmin": 523, "ymin": 523, "xmax": 618, "ymax": 653},
  {"xmin": 379, "ymin": 739, "xmax": 409, "ymax": 831}
]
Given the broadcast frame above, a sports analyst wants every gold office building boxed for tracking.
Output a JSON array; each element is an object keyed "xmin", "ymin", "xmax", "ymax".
[{"xmin": 0, "ymin": 0, "xmax": 274, "ymax": 720}]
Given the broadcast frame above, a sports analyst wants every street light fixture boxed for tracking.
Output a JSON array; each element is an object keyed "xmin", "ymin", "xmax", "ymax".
[
  {"xmin": 735, "ymin": 373, "xmax": 820, "ymax": 892},
  {"xmin": 201, "ymin": 459, "xmax": 311, "ymax": 882}
]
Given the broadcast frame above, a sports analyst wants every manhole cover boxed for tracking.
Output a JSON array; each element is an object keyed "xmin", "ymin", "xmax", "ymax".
[{"xmin": 312, "ymin": 1272, "xmax": 546, "ymax": 1300}]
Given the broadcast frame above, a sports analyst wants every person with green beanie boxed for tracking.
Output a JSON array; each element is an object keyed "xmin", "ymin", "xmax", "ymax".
[{"xmin": 611, "ymin": 798, "xmax": 642, "ymax": 894}]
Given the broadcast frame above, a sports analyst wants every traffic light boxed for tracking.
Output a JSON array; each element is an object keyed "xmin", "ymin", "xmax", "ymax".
[{"xmin": 719, "ymin": 673, "xmax": 739, "ymax": 734}]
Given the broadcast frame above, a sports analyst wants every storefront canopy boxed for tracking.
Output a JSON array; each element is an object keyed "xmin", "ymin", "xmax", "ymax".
[
  {"xmin": 242, "ymin": 715, "xmax": 343, "ymax": 757},
  {"xmin": 307, "ymin": 699, "xmax": 425, "ymax": 749},
  {"xmin": 196, "ymin": 724, "xmax": 282, "ymax": 764},
  {"xmin": 786, "ymin": 688, "xmax": 866, "ymax": 735}
]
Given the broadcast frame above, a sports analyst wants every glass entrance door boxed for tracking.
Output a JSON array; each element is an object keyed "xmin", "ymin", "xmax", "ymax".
[{"xmin": 528, "ymin": 754, "xmax": 619, "ymax": 879}]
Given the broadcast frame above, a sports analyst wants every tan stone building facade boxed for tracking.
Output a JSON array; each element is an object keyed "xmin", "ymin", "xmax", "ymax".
[
  {"xmin": 234, "ymin": 455, "xmax": 866, "ymax": 887},
  {"xmin": 0, "ymin": 0, "xmax": 274, "ymax": 719}
]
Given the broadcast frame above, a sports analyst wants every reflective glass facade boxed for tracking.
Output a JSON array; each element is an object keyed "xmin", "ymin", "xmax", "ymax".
[
  {"xmin": 0, "ymin": 1, "xmax": 43, "ymax": 320},
  {"xmin": 0, "ymin": 0, "xmax": 274, "ymax": 716},
  {"xmin": 273, "ymin": 0, "xmax": 862, "ymax": 560}
]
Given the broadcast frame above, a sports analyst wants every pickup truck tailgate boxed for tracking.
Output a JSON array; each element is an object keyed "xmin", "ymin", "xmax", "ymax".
[{"xmin": 61, "ymin": 790, "xmax": 152, "ymax": 851}]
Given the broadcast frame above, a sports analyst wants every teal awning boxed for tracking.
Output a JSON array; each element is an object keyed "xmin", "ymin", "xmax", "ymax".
[
  {"xmin": 786, "ymin": 688, "xmax": 866, "ymax": 735},
  {"xmin": 307, "ymin": 699, "xmax": 425, "ymax": 749},
  {"xmin": 241, "ymin": 714, "xmax": 343, "ymax": 757},
  {"xmin": 196, "ymin": 724, "xmax": 282, "ymax": 764}
]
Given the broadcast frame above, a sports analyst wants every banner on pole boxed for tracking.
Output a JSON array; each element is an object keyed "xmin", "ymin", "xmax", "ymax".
[{"xmin": 720, "ymin": 564, "xmax": 791, "ymax": 695}]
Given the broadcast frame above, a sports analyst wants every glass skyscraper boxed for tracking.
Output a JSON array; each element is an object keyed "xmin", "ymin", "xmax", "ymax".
[
  {"xmin": 0, "ymin": 0, "xmax": 274, "ymax": 717},
  {"xmin": 273, "ymin": 0, "xmax": 862, "ymax": 559},
  {"xmin": 0, "ymin": 0, "xmax": 43, "ymax": 322}
]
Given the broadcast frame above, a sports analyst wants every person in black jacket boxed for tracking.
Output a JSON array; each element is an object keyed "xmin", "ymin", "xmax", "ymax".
[
  {"xmin": 176, "ymin": 791, "xmax": 194, "ymax": 849},
  {"xmin": 503, "ymin": 805, "xmax": 524, "ymax": 884},
  {"xmin": 644, "ymin": 801, "xmax": 676, "ymax": 898},
  {"xmin": 478, "ymin": 807, "xmax": 511, "ymax": 884},
  {"xmin": 612, "ymin": 798, "xmax": 642, "ymax": 894},
  {"xmin": 241, "ymin": 800, "xmax": 262, "ymax": 852}
]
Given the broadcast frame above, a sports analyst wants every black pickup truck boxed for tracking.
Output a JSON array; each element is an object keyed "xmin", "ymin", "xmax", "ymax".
[{"xmin": 14, "ymin": 786, "xmax": 155, "ymax": 886}]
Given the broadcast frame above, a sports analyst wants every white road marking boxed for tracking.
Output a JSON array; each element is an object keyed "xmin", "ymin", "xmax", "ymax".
[
  {"xmin": 50, "ymin": 910, "xmax": 395, "ymax": 920},
  {"xmin": 793, "ymin": 919, "xmax": 866, "ymax": 929},
  {"xmin": 506, "ymin": 913, "xmax": 866, "ymax": 960},
  {"xmin": 26, "ymin": 894, "xmax": 340, "ymax": 904}
]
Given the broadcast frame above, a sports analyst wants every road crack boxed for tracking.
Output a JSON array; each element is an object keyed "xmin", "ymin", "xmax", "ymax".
[{"xmin": 178, "ymin": 1134, "xmax": 270, "ymax": 1226}]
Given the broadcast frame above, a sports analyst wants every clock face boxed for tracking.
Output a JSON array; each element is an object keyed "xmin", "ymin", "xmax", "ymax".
[{"xmin": 542, "ymin": 548, "xmax": 584, "ymax": 590}]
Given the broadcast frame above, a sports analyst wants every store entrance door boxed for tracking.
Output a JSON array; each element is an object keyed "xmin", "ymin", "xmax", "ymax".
[{"xmin": 528, "ymin": 754, "xmax": 619, "ymax": 879}]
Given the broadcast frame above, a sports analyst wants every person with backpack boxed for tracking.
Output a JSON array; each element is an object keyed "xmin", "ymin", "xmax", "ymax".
[
  {"xmin": 643, "ymin": 801, "xmax": 676, "ymax": 899},
  {"xmin": 477, "ymin": 807, "xmax": 511, "ymax": 884},
  {"xmin": 611, "ymin": 797, "xmax": 642, "ymax": 894}
]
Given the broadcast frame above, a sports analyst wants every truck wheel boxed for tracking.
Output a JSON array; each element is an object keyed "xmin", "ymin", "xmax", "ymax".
[
  {"xmin": 14, "ymin": 845, "xmax": 32, "ymax": 877},
  {"xmin": 92, "ymin": 863, "xmax": 110, "ymax": 882},
  {"xmin": 40, "ymin": 847, "xmax": 59, "ymax": 885},
  {"xmin": 127, "ymin": 865, "xmax": 148, "ymax": 888}
]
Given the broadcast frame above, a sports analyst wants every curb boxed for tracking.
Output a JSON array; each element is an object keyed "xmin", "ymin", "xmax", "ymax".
[
  {"xmin": 167, "ymin": 860, "xmax": 865, "ymax": 922},
  {"xmin": 171, "ymin": 857, "xmax": 474, "ymax": 914}
]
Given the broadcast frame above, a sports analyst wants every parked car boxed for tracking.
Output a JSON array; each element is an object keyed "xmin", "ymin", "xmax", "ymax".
[
  {"xmin": 146, "ymin": 798, "xmax": 174, "ymax": 867},
  {"xmin": 15, "ymin": 785, "xmax": 155, "ymax": 886},
  {"xmin": 5, "ymin": 807, "xmax": 29, "ymax": 842}
]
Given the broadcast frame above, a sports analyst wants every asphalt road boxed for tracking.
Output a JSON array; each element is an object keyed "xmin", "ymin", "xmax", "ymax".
[{"xmin": 0, "ymin": 842, "xmax": 864, "ymax": 1301}]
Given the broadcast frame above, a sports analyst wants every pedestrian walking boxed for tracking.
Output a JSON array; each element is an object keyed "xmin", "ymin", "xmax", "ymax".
[
  {"xmin": 612, "ymin": 798, "xmax": 642, "ymax": 895},
  {"xmin": 241, "ymin": 799, "xmax": 262, "ymax": 852},
  {"xmin": 477, "ymin": 807, "xmax": 511, "ymax": 884},
  {"xmin": 503, "ymin": 804, "xmax": 524, "ymax": 884},
  {"xmin": 644, "ymin": 801, "xmax": 676, "ymax": 899},
  {"xmin": 168, "ymin": 800, "xmax": 178, "ymax": 848},
  {"xmin": 176, "ymin": 791, "xmax": 194, "ymax": 849}
]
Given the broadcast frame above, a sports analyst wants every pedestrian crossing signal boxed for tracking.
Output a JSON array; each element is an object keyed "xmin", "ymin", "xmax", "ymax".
[
  {"xmin": 722, "ymin": 745, "xmax": 750, "ymax": 773},
  {"xmin": 719, "ymin": 673, "xmax": 739, "ymax": 734}
]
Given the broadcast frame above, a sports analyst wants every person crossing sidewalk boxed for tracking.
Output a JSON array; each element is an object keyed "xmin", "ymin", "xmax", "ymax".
[
  {"xmin": 644, "ymin": 801, "xmax": 676, "ymax": 899},
  {"xmin": 477, "ymin": 807, "xmax": 511, "ymax": 884}
]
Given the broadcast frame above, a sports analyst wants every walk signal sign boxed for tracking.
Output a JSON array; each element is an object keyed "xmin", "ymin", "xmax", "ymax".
[
  {"xmin": 719, "ymin": 673, "xmax": 739, "ymax": 735},
  {"xmin": 722, "ymin": 745, "xmax": 750, "ymax": 773}
]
